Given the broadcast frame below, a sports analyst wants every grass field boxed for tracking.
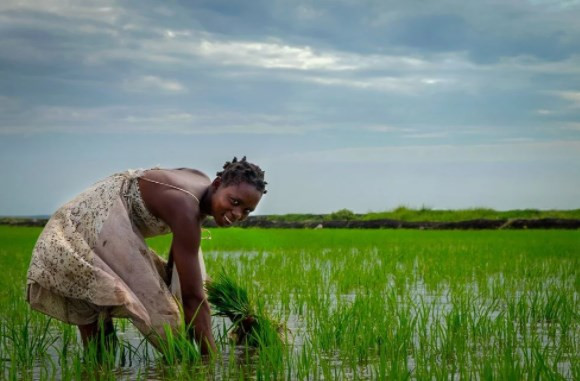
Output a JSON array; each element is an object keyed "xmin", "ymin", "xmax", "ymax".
[{"xmin": 0, "ymin": 226, "xmax": 578, "ymax": 380}]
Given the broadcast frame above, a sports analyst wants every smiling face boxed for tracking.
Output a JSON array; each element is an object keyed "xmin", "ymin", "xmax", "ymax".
[{"xmin": 210, "ymin": 180, "xmax": 263, "ymax": 227}]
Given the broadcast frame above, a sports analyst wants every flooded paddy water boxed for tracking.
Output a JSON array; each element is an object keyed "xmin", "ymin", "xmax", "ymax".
[{"xmin": 1, "ymin": 227, "xmax": 578, "ymax": 379}]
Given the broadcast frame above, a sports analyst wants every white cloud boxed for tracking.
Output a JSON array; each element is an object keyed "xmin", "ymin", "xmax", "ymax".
[
  {"xmin": 499, "ymin": 137, "xmax": 537, "ymax": 143},
  {"xmin": 299, "ymin": 74, "xmax": 455, "ymax": 94},
  {"xmin": 77, "ymin": 20, "xmax": 432, "ymax": 73},
  {"xmin": 498, "ymin": 54, "xmax": 580, "ymax": 75},
  {"xmin": 0, "ymin": 96, "xmax": 20, "ymax": 111},
  {"xmin": 2, "ymin": 1, "xmax": 580, "ymax": 139},
  {"xmin": 0, "ymin": 104, "xmax": 325, "ymax": 135},
  {"xmin": 122, "ymin": 76, "xmax": 187, "ymax": 93},
  {"xmin": 362, "ymin": 125, "xmax": 412, "ymax": 133},
  {"xmin": 150, "ymin": 34, "xmax": 434, "ymax": 73},
  {"xmin": 195, "ymin": 39, "xmax": 357, "ymax": 71},
  {"xmin": 0, "ymin": 0, "xmax": 125, "ymax": 24},
  {"xmin": 122, "ymin": 112, "xmax": 194, "ymax": 124},
  {"xmin": 79, "ymin": 29, "xmax": 491, "ymax": 95},
  {"xmin": 553, "ymin": 91, "xmax": 580, "ymax": 107},
  {"xmin": 296, "ymin": 5, "xmax": 324, "ymax": 20},
  {"xmin": 35, "ymin": 106, "xmax": 105, "ymax": 122},
  {"xmin": 403, "ymin": 132, "xmax": 448, "ymax": 139},
  {"xmin": 75, "ymin": 28, "xmax": 467, "ymax": 95},
  {"xmin": 562, "ymin": 122, "xmax": 580, "ymax": 130},
  {"xmin": 9, "ymin": 1, "xmax": 570, "ymax": 98},
  {"xmin": 84, "ymin": 49, "xmax": 181, "ymax": 65},
  {"xmin": 164, "ymin": 29, "xmax": 192, "ymax": 39}
]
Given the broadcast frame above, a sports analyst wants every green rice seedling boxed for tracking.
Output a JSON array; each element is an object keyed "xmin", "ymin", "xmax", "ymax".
[
  {"xmin": 152, "ymin": 322, "xmax": 203, "ymax": 366},
  {"xmin": 206, "ymin": 271, "xmax": 285, "ymax": 349},
  {"xmin": 1, "ymin": 309, "xmax": 56, "ymax": 368},
  {"xmin": 1, "ymin": 226, "xmax": 578, "ymax": 379}
]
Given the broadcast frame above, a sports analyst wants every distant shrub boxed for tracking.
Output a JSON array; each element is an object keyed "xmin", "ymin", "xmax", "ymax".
[{"xmin": 328, "ymin": 208, "xmax": 356, "ymax": 221}]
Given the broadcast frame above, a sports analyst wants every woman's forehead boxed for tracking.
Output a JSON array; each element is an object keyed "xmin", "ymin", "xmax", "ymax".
[{"xmin": 223, "ymin": 182, "xmax": 263, "ymax": 201}]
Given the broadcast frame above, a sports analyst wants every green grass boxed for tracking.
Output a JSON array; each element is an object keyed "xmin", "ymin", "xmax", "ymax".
[{"xmin": 0, "ymin": 225, "xmax": 578, "ymax": 379}]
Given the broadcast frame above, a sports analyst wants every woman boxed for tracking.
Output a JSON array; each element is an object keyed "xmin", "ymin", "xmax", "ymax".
[{"xmin": 26, "ymin": 157, "xmax": 267, "ymax": 355}]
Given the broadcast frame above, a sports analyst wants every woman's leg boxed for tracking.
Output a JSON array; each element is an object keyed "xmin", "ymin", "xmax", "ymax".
[{"xmin": 78, "ymin": 318, "xmax": 117, "ymax": 360}]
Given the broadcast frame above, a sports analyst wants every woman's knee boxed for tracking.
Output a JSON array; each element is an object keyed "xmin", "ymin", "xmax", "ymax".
[{"xmin": 78, "ymin": 318, "xmax": 116, "ymax": 346}]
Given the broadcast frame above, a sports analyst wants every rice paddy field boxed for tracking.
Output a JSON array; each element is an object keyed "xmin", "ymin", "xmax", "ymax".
[{"xmin": 0, "ymin": 225, "xmax": 578, "ymax": 380}]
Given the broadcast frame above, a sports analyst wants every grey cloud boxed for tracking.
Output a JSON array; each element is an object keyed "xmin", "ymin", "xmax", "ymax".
[
  {"xmin": 1, "ymin": 0, "xmax": 579, "ymax": 142},
  {"xmin": 388, "ymin": 13, "xmax": 471, "ymax": 53},
  {"xmin": 2, "ymin": 0, "xmax": 580, "ymax": 214},
  {"xmin": 178, "ymin": 0, "xmax": 580, "ymax": 63}
]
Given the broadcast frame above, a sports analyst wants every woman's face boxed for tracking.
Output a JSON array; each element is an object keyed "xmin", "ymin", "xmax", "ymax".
[{"xmin": 211, "ymin": 180, "xmax": 263, "ymax": 227}]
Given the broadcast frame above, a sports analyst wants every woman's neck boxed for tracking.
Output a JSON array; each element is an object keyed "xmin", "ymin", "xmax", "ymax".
[{"xmin": 199, "ymin": 186, "xmax": 213, "ymax": 218}]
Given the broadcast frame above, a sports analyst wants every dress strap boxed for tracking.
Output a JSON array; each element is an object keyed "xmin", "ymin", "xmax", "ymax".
[{"xmin": 139, "ymin": 177, "xmax": 200, "ymax": 203}]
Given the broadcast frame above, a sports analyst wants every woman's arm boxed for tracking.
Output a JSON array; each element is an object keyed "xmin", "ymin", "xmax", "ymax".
[
  {"xmin": 138, "ymin": 176, "xmax": 216, "ymax": 355},
  {"xmin": 170, "ymin": 214, "xmax": 216, "ymax": 355}
]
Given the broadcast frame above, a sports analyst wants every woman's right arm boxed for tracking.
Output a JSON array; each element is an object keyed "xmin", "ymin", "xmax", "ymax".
[
  {"xmin": 169, "ymin": 213, "xmax": 216, "ymax": 355},
  {"xmin": 139, "ymin": 177, "xmax": 216, "ymax": 355}
]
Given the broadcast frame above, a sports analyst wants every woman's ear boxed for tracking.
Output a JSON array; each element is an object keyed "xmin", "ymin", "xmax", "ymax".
[{"xmin": 212, "ymin": 176, "xmax": 222, "ymax": 189}]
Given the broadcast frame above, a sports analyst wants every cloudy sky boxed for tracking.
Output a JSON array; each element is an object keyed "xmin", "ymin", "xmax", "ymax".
[{"xmin": 1, "ymin": 0, "xmax": 579, "ymax": 216}]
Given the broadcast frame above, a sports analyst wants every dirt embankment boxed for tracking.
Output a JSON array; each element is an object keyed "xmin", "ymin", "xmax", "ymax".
[
  {"xmin": 203, "ymin": 217, "xmax": 580, "ymax": 229},
  {"xmin": 2, "ymin": 217, "xmax": 580, "ymax": 229}
]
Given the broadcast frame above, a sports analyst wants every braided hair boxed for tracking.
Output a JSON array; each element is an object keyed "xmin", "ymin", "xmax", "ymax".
[{"xmin": 216, "ymin": 156, "xmax": 268, "ymax": 194}]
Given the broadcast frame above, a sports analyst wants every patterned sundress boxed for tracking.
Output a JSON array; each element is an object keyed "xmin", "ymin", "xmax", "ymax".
[{"xmin": 26, "ymin": 169, "xmax": 207, "ymax": 347}]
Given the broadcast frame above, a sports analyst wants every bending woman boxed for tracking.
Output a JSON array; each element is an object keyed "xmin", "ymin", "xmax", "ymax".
[{"xmin": 26, "ymin": 157, "xmax": 267, "ymax": 355}]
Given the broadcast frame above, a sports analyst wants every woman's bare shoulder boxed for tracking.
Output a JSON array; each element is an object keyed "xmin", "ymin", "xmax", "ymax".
[
  {"xmin": 175, "ymin": 168, "xmax": 211, "ymax": 180},
  {"xmin": 139, "ymin": 167, "xmax": 211, "ymax": 208},
  {"xmin": 138, "ymin": 169, "xmax": 206, "ymax": 227},
  {"xmin": 142, "ymin": 168, "xmax": 211, "ymax": 183}
]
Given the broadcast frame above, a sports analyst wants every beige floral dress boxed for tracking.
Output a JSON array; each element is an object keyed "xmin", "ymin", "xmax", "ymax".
[{"xmin": 26, "ymin": 169, "xmax": 207, "ymax": 346}]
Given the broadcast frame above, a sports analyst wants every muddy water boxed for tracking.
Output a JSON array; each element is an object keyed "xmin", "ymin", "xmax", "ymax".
[
  {"xmin": 25, "ymin": 287, "xmax": 572, "ymax": 380},
  {"xmin": 7, "ymin": 264, "xmax": 576, "ymax": 380}
]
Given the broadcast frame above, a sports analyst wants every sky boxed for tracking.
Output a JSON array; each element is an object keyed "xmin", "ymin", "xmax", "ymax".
[{"xmin": 1, "ymin": 0, "xmax": 579, "ymax": 216}]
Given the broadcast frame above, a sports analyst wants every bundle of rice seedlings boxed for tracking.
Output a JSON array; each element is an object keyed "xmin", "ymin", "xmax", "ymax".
[{"xmin": 205, "ymin": 271, "xmax": 285, "ymax": 348}]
